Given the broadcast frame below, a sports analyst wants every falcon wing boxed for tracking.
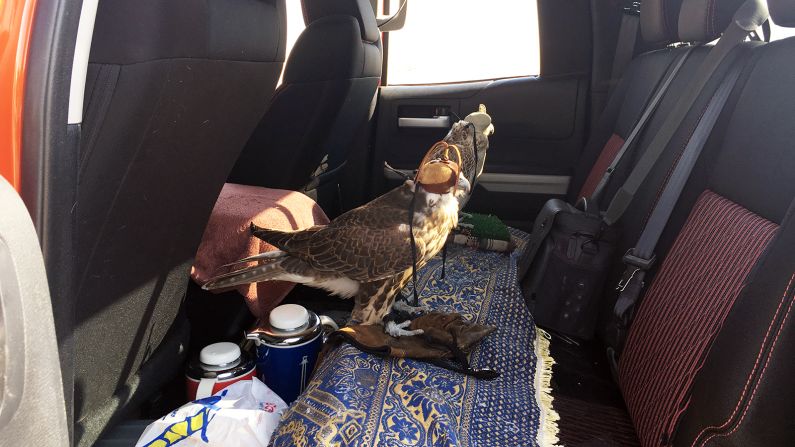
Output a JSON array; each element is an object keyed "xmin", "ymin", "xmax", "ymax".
[
  {"xmin": 248, "ymin": 184, "xmax": 425, "ymax": 283},
  {"xmin": 293, "ymin": 186, "xmax": 422, "ymax": 282},
  {"xmin": 301, "ymin": 221, "xmax": 423, "ymax": 282}
]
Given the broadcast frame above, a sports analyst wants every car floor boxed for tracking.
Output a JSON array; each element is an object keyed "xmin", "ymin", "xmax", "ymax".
[
  {"xmin": 548, "ymin": 330, "xmax": 640, "ymax": 446},
  {"xmin": 548, "ymin": 331, "xmax": 622, "ymax": 406}
]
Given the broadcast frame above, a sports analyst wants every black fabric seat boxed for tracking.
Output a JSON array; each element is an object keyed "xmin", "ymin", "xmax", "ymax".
[
  {"xmin": 74, "ymin": 0, "xmax": 286, "ymax": 445},
  {"xmin": 567, "ymin": 0, "xmax": 686, "ymax": 204},
  {"xmin": 567, "ymin": 0, "xmax": 754, "ymax": 208},
  {"xmin": 228, "ymin": 0, "xmax": 382, "ymax": 216},
  {"xmin": 527, "ymin": 0, "xmax": 757, "ymax": 330},
  {"xmin": 639, "ymin": 9, "xmax": 795, "ymax": 443},
  {"xmin": 531, "ymin": 0, "xmax": 753, "ymax": 342},
  {"xmin": 610, "ymin": 31, "xmax": 794, "ymax": 443},
  {"xmin": 550, "ymin": 0, "xmax": 795, "ymax": 445}
]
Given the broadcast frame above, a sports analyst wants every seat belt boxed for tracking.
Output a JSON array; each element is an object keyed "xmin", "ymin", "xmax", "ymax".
[
  {"xmin": 605, "ymin": 64, "xmax": 745, "ymax": 368},
  {"xmin": 603, "ymin": 0, "xmax": 768, "ymax": 226},
  {"xmin": 589, "ymin": 46, "xmax": 695, "ymax": 209},
  {"xmin": 525, "ymin": 48, "xmax": 691, "ymax": 266},
  {"xmin": 522, "ymin": 44, "xmax": 693, "ymax": 279},
  {"xmin": 608, "ymin": 1, "xmax": 642, "ymax": 96}
]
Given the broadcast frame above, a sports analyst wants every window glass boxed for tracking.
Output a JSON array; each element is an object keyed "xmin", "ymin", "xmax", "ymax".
[
  {"xmin": 386, "ymin": 0, "xmax": 541, "ymax": 85},
  {"xmin": 278, "ymin": 0, "xmax": 307, "ymax": 85},
  {"xmin": 770, "ymin": 18, "xmax": 795, "ymax": 41}
]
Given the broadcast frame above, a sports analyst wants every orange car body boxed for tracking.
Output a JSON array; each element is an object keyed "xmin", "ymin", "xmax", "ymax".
[{"xmin": 0, "ymin": 0, "xmax": 38, "ymax": 191}]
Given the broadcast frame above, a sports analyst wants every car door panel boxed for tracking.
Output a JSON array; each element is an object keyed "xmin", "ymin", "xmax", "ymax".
[{"xmin": 373, "ymin": 75, "xmax": 588, "ymax": 227}]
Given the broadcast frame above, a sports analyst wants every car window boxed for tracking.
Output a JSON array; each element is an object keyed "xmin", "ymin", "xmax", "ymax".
[
  {"xmin": 385, "ymin": 0, "xmax": 541, "ymax": 85},
  {"xmin": 770, "ymin": 18, "xmax": 795, "ymax": 41},
  {"xmin": 278, "ymin": 0, "xmax": 307, "ymax": 85}
]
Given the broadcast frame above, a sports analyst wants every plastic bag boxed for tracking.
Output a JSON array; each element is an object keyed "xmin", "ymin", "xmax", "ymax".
[{"xmin": 136, "ymin": 378, "xmax": 287, "ymax": 447}]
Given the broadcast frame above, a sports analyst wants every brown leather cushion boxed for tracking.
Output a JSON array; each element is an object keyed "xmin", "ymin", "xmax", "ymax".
[{"xmin": 192, "ymin": 183, "xmax": 329, "ymax": 319}]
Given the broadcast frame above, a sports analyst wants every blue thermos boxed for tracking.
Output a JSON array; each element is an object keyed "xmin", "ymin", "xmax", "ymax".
[{"xmin": 247, "ymin": 304, "xmax": 337, "ymax": 403}]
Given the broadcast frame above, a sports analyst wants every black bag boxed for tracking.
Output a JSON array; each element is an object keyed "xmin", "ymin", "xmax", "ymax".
[{"xmin": 520, "ymin": 199, "xmax": 619, "ymax": 339}]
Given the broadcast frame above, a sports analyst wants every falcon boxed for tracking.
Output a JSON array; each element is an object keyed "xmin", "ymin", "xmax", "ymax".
[
  {"xmin": 433, "ymin": 105, "xmax": 495, "ymax": 209},
  {"xmin": 203, "ymin": 149, "xmax": 470, "ymax": 337}
]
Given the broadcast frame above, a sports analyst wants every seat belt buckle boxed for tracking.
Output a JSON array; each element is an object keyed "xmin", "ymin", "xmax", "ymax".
[
  {"xmin": 622, "ymin": 0, "xmax": 641, "ymax": 16},
  {"xmin": 615, "ymin": 249, "xmax": 654, "ymax": 292},
  {"xmin": 622, "ymin": 249, "xmax": 656, "ymax": 271},
  {"xmin": 616, "ymin": 268, "xmax": 640, "ymax": 292}
]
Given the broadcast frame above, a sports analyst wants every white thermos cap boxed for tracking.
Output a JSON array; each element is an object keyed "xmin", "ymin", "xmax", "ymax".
[
  {"xmin": 269, "ymin": 304, "xmax": 310, "ymax": 331},
  {"xmin": 199, "ymin": 342, "xmax": 241, "ymax": 366}
]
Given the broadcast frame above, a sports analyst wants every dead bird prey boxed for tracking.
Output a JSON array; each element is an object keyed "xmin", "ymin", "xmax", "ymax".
[{"xmin": 203, "ymin": 150, "xmax": 469, "ymax": 337}]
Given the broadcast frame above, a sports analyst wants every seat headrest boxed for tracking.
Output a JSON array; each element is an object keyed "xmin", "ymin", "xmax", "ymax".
[
  {"xmin": 678, "ymin": 0, "xmax": 766, "ymax": 42},
  {"xmin": 769, "ymin": 0, "xmax": 795, "ymax": 27},
  {"xmin": 302, "ymin": 0, "xmax": 380, "ymax": 44},
  {"xmin": 641, "ymin": 0, "xmax": 686, "ymax": 44}
]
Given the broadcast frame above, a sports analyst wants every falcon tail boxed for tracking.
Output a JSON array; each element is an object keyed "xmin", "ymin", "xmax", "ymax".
[
  {"xmin": 202, "ymin": 260, "xmax": 287, "ymax": 291},
  {"xmin": 249, "ymin": 222, "xmax": 310, "ymax": 251},
  {"xmin": 220, "ymin": 249, "xmax": 285, "ymax": 268}
]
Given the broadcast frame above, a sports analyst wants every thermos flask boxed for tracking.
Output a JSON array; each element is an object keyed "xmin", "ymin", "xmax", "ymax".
[
  {"xmin": 247, "ymin": 304, "xmax": 337, "ymax": 403},
  {"xmin": 185, "ymin": 342, "xmax": 257, "ymax": 400}
]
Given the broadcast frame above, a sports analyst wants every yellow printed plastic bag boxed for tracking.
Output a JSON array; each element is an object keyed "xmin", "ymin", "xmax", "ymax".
[{"xmin": 135, "ymin": 378, "xmax": 287, "ymax": 447}]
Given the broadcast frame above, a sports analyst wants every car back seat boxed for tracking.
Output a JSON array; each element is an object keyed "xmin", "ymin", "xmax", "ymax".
[
  {"xmin": 569, "ymin": 0, "xmax": 754, "ymax": 210},
  {"xmin": 523, "ymin": 0, "xmax": 755, "ymax": 331},
  {"xmin": 618, "ymin": 23, "xmax": 795, "ymax": 447},
  {"xmin": 73, "ymin": 0, "xmax": 286, "ymax": 445},
  {"xmin": 557, "ymin": 0, "xmax": 795, "ymax": 446},
  {"xmin": 595, "ymin": 16, "xmax": 762, "ymax": 334},
  {"xmin": 569, "ymin": 0, "xmax": 687, "ymax": 203},
  {"xmin": 555, "ymin": 0, "xmax": 755, "ymax": 441}
]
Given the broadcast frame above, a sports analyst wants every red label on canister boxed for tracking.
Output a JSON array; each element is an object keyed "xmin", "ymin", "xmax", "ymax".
[{"xmin": 185, "ymin": 366, "xmax": 256, "ymax": 401}]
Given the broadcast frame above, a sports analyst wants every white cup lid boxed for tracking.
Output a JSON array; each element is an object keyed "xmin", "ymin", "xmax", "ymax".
[
  {"xmin": 269, "ymin": 304, "xmax": 310, "ymax": 331},
  {"xmin": 199, "ymin": 342, "xmax": 241, "ymax": 366}
]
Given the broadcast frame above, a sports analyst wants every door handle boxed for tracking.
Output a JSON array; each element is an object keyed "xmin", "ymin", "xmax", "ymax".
[{"xmin": 398, "ymin": 116, "xmax": 451, "ymax": 129}]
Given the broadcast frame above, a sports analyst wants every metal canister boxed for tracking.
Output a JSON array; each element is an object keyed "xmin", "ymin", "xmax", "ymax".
[
  {"xmin": 185, "ymin": 342, "xmax": 257, "ymax": 401},
  {"xmin": 247, "ymin": 304, "xmax": 334, "ymax": 403}
]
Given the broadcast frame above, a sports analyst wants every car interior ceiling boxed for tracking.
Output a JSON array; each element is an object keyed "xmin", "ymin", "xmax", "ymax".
[{"xmin": 23, "ymin": 0, "xmax": 795, "ymax": 445}]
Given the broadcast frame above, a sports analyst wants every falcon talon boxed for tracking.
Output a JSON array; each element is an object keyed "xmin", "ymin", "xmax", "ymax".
[
  {"xmin": 385, "ymin": 320, "xmax": 424, "ymax": 338},
  {"xmin": 392, "ymin": 300, "xmax": 428, "ymax": 316}
]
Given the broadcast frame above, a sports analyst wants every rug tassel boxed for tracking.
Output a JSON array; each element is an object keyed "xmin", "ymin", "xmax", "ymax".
[{"xmin": 534, "ymin": 327, "xmax": 561, "ymax": 447}]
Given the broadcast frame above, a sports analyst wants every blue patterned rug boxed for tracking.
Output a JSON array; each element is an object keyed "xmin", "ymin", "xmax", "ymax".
[{"xmin": 272, "ymin": 229, "xmax": 560, "ymax": 447}]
